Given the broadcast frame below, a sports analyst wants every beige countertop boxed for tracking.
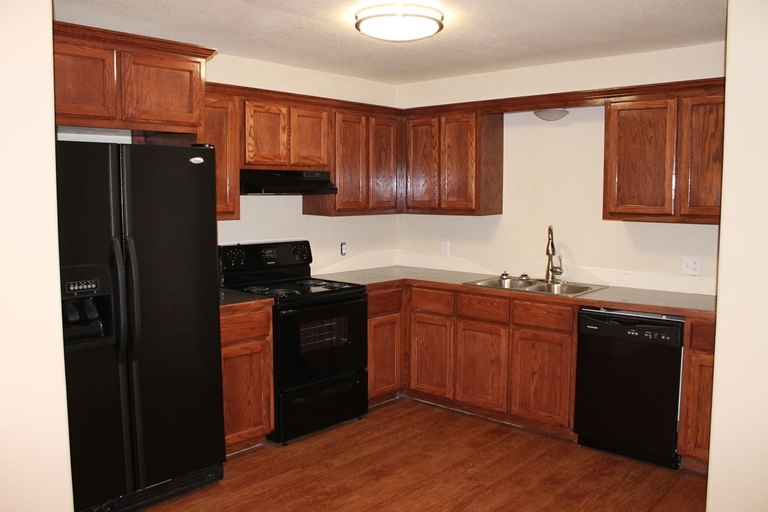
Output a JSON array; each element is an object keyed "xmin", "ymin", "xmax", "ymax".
[
  {"xmin": 316, "ymin": 266, "xmax": 716, "ymax": 315},
  {"xmin": 219, "ymin": 287, "xmax": 268, "ymax": 306},
  {"xmin": 219, "ymin": 265, "xmax": 716, "ymax": 315}
]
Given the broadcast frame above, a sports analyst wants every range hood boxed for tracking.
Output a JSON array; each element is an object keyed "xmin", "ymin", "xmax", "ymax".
[{"xmin": 239, "ymin": 170, "xmax": 338, "ymax": 195}]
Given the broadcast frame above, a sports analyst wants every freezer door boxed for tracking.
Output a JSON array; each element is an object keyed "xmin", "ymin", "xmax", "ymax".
[
  {"xmin": 121, "ymin": 144, "xmax": 225, "ymax": 489},
  {"xmin": 56, "ymin": 141, "xmax": 133, "ymax": 509}
]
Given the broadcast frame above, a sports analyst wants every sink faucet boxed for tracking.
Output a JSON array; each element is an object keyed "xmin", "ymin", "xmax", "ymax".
[{"xmin": 545, "ymin": 225, "xmax": 563, "ymax": 283}]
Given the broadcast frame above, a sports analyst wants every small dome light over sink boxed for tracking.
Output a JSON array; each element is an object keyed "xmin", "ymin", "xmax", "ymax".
[
  {"xmin": 355, "ymin": 4, "xmax": 444, "ymax": 42},
  {"xmin": 534, "ymin": 109, "xmax": 570, "ymax": 121}
]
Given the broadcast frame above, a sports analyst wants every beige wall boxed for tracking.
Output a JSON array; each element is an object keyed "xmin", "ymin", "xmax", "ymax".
[
  {"xmin": 0, "ymin": 2, "xmax": 75, "ymax": 511},
  {"xmin": 207, "ymin": 54, "xmax": 398, "ymax": 106},
  {"xmin": 706, "ymin": 0, "xmax": 768, "ymax": 509},
  {"xmin": 212, "ymin": 45, "xmax": 723, "ymax": 294}
]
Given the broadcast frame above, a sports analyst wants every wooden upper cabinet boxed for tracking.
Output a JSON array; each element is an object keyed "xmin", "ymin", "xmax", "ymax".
[
  {"xmin": 604, "ymin": 99, "xmax": 677, "ymax": 218},
  {"xmin": 291, "ymin": 107, "xmax": 330, "ymax": 165},
  {"xmin": 604, "ymin": 91, "xmax": 724, "ymax": 224},
  {"xmin": 244, "ymin": 102, "xmax": 289, "ymax": 165},
  {"xmin": 368, "ymin": 115, "xmax": 399, "ymax": 211},
  {"xmin": 406, "ymin": 116, "xmax": 441, "ymax": 210},
  {"xmin": 303, "ymin": 110, "xmax": 399, "ymax": 216},
  {"xmin": 120, "ymin": 51, "xmax": 203, "ymax": 126},
  {"xmin": 243, "ymin": 101, "xmax": 329, "ymax": 168},
  {"xmin": 441, "ymin": 113, "xmax": 476, "ymax": 210},
  {"xmin": 53, "ymin": 22, "xmax": 213, "ymax": 132},
  {"xmin": 53, "ymin": 39, "xmax": 118, "ymax": 120},
  {"xmin": 406, "ymin": 111, "xmax": 503, "ymax": 215},
  {"xmin": 334, "ymin": 111, "xmax": 368, "ymax": 211},
  {"xmin": 678, "ymin": 95, "xmax": 724, "ymax": 221},
  {"xmin": 202, "ymin": 90, "xmax": 240, "ymax": 220}
]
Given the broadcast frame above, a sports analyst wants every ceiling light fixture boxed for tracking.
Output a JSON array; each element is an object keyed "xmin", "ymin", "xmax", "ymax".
[
  {"xmin": 355, "ymin": 4, "xmax": 444, "ymax": 42},
  {"xmin": 534, "ymin": 109, "xmax": 570, "ymax": 121}
]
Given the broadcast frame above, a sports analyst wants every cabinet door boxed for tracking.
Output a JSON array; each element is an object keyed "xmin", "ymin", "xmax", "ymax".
[
  {"xmin": 203, "ymin": 94, "xmax": 240, "ymax": 220},
  {"xmin": 290, "ymin": 106, "xmax": 329, "ymax": 166},
  {"xmin": 221, "ymin": 339, "xmax": 274, "ymax": 454},
  {"xmin": 368, "ymin": 313, "xmax": 402, "ymax": 399},
  {"xmin": 334, "ymin": 111, "xmax": 368, "ymax": 211},
  {"xmin": 509, "ymin": 328, "xmax": 572, "ymax": 427},
  {"xmin": 244, "ymin": 101, "xmax": 289, "ymax": 165},
  {"xmin": 53, "ymin": 39, "xmax": 118, "ymax": 121},
  {"xmin": 679, "ymin": 350, "xmax": 714, "ymax": 461},
  {"xmin": 604, "ymin": 99, "xmax": 677, "ymax": 218},
  {"xmin": 440, "ymin": 113, "xmax": 476, "ymax": 211},
  {"xmin": 409, "ymin": 312, "xmax": 453, "ymax": 398},
  {"xmin": 406, "ymin": 116, "xmax": 440, "ymax": 210},
  {"xmin": 455, "ymin": 320, "xmax": 508, "ymax": 412},
  {"xmin": 120, "ymin": 51, "xmax": 204, "ymax": 126},
  {"xmin": 220, "ymin": 301, "xmax": 273, "ymax": 455},
  {"xmin": 369, "ymin": 115, "xmax": 399, "ymax": 211},
  {"xmin": 678, "ymin": 95, "xmax": 724, "ymax": 221}
]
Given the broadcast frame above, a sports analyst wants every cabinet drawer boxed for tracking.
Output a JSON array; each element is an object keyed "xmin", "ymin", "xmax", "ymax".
[
  {"xmin": 512, "ymin": 300, "xmax": 573, "ymax": 332},
  {"xmin": 411, "ymin": 287, "xmax": 455, "ymax": 316},
  {"xmin": 368, "ymin": 287, "xmax": 403, "ymax": 316},
  {"xmin": 690, "ymin": 320, "xmax": 716, "ymax": 353},
  {"xmin": 220, "ymin": 302, "xmax": 272, "ymax": 344},
  {"xmin": 457, "ymin": 293, "xmax": 509, "ymax": 323}
]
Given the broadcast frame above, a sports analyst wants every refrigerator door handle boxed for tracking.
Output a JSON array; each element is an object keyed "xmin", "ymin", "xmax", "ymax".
[
  {"xmin": 126, "ymin": 236, "xmax": 142, "ymax": 357},
  {"xmin": 112, "ymin": 237, "xmax": 129, "ymax": 364}
]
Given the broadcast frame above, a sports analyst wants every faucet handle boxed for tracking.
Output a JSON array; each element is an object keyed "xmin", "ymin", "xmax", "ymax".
[
  {"xmin": 500, "ymin": 271, "xmax": 511, "ymax": 280},
  {"xmin": 553, "ymin": 255, "xmax": 564, "ymax": 274}
]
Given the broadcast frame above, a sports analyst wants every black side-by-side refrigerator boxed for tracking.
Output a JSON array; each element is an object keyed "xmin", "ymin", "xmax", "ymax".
[{"xmin": 56, "ymin": 141, "xmax": 225, "ymax": 511}]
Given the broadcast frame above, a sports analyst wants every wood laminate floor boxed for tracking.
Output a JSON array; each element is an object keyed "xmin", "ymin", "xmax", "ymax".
[{"xmin": 145, "ymin": 399, "xmax": 707, "ymax": 511}]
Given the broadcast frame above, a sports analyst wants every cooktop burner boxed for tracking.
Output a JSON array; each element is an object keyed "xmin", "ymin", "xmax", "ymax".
[{"xmin": 296, "ymin": 279, "xmax": 325, "ymax": 286}]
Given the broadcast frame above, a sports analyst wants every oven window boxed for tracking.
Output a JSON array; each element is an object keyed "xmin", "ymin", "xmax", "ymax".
[{"xmin": 299, "ymin": 316, "xmax": 350, "ymax": 354}]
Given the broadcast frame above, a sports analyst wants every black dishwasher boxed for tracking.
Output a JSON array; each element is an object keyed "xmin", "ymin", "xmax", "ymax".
[{"xmin": 574, "ymin": 307, "xmax": 684, "ymax": 469}]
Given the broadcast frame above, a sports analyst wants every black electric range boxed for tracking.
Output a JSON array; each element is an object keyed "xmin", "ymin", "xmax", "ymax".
[
  {"xmin": 218, "ymin": 240, "xmax": 369, "ymax": 444},
  {"xmin": 218, "ymin": 240, "xmax": 366, "ymax": 305}
]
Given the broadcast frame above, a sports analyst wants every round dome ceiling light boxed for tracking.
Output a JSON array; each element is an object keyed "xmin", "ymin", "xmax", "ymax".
[
  {"xmin": 534, "ymin": 109, "xmax": 570, "ymax": 121},
  {"xmin": 355, "ymin": 4, "xmax": 445, "ymax": 42}
]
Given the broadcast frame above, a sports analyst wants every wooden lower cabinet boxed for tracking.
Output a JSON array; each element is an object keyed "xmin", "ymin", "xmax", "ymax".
[
  {"xmin": 678, "ymin": 317, "xmax": 716, "ymax": 463},
  {"xmin": 508, "ymin": 328, "xmax": 572, "ymax": 428},
  {"xmin": 409, "ymin": 312, "xmax": 454, "ymax": 398},
  {"xmin": 509, "ymin": 299, "xmax": 575, "ymax": 428},
  {"xmin": 369, "ymin": 281, "xmax": 714, "ymax": 453},
  {"xmin": 454, "ymin": 320, "xmax": 508, "ymax": 412},
  {"xmin": 219, "ymin": 301, "xmax": 274, "ymax": 455},
  {"xmin": 367, "ymin": 286, "xmax": 405, "ymax": 400}
]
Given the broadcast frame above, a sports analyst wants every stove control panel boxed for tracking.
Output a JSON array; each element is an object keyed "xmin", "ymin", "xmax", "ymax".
[{"xmin": 218, "ymin": 240, "xmax": 313, "ymax": 274}]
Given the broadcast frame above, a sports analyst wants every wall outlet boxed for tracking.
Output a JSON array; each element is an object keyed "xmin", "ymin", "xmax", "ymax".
[
  {"xmin": 682, "ymin": 255, "xmax": 702, "ymax": 276},
  {"xmin": 441, "ymin": 241, "xmax": 450, "ymax": 255},
  {"xmin": 340, "ymin": 242, "xmax": 347, "ymax": 256}
]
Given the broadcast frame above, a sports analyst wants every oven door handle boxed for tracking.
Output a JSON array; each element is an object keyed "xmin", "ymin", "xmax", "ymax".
[
  {"xmin": 293, "ymin": 380, "xmax": 361, "ymax": 404},
  {"xmin": 277, "ymin": 294, "xmax": 367, "ymax": 315}
]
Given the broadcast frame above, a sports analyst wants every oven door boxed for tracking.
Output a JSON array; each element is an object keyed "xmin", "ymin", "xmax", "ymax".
[{"xmin": 273, "ymin": 294, "xmax": 367, "ymax": 391}]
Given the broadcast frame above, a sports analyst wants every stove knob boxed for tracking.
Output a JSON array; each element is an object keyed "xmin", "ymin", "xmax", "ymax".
[{"xmin": 292, "ymin": 244, "xmax": 308, "ymax": 259}]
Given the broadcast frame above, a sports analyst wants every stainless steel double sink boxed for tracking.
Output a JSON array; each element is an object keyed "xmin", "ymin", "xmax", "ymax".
[{"xmin": 463, "ymin": 276, "xmax": 606, "ymax": 297}]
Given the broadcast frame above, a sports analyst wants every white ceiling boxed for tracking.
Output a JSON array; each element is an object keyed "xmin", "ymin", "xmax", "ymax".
[{"xmin": 52, "ymin": 0, "xmax": 727, "ymax": 85}]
